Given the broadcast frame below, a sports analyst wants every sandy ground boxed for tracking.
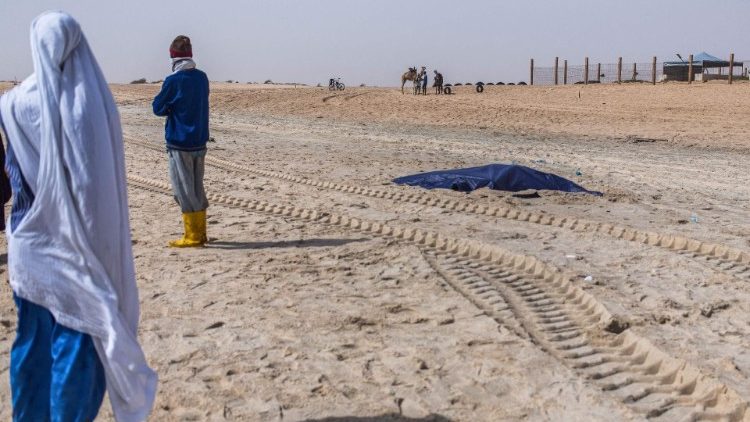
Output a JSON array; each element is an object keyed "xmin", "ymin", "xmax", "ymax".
[{"xmin": 1, "ymin": 82, "xmax": 749, "ymax": 421}]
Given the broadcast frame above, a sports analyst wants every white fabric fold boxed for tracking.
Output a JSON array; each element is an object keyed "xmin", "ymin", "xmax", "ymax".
[
  {"xmin": 0, "ymin": 11, "xmax": 156, "ymax": 422},
  {"xmin": 172, "ymin": 57, "xmax": 196, "ymax": 73}
]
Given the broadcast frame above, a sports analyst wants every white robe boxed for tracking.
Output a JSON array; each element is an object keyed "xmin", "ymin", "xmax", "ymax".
[{"xmin": 0, "ymin": 11, "xmax": 156, "ymax": 421}]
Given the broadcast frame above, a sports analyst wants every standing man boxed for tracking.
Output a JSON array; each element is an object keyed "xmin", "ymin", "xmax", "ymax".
[
  {"xmin": 433, "ymin": 70, "xmax": 444, "ymax": 94},
  {"xmin": 153, "ymin": 35, "xmax": 210, "ymax": 247},
  {"xmin": 1, "ymin": 11, "xmax": 157, "ymax": 420},
  {"xmin": 420, "ymin": 66, "xmax": 428, "ymax": 95}
]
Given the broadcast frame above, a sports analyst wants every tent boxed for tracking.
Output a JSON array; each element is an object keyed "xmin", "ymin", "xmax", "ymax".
[{"xmin": 663, "ymin": 52, "xmax": 742, "ymax": 81}]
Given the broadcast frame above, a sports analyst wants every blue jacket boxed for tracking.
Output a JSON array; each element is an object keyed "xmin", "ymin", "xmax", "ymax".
[{"xmin": 152, "ymin": 69, "xmax": 209, "ymax": 151}]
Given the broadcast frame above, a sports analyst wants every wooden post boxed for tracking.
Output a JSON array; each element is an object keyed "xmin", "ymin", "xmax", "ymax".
[
  {"xmin": 597, "ymin": 63, "xmax": 601, "ymax": 82},
  {"xmin": 729, "ymin": 53, "xmax": 734, "ymax": 84},
  {"xmin": 688, "ymin": 54, "xmax": 693, "ymax": 83},
  {"xmin": 584, "ymin": 57, "xmax": 589, "ymax": 85},
  {"xmin": 563, "ymin": 60, "xmax": 568, "ymax": 85},
  {"xmin": 652, "ymin": 56, "xmax": 657, "ymax": 85},
  {"xmin": 530, "ymin": 58, "xmax": 534, "ymax": 86},
  {"xmin": 554, "ymin": 57, "xmax": 559, "ymax": 85},
  {"xmin": 632, "ymin": 63, "xmax": 637, "ymax": 81},
  {"xmin": 617, "ymin": 57, "xmax": 622, "ymax": 83}
]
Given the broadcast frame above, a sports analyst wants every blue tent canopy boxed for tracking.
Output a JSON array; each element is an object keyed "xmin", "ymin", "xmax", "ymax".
[
  {"xmin": 694, "ymin": 52, "xmax": 722, "ymax": 62},
  {"xmin": 664, "ymin": 52, "xmax": 740, "ymax": 68},
  {"xmin": 393, "ymin": 164, "xmax": 602, "ymax": 196}
]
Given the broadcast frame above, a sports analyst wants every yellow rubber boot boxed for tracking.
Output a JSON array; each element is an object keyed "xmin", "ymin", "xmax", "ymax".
[
  {"xmin": 169, "ymin": 211, "xmax": 205, "ymax": 247},
  {"xmin": 197, "ymin": 210, "xmax": 208, "ymax": 243}
]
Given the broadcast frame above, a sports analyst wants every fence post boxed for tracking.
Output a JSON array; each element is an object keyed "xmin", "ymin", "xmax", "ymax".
[
  {"xmin": 597, "ymin": 63, "xmax": 601, "ymax": 82},
  {"xmin": 652, "ymin": 56, "xmax": 657, "ymax": 85},
  {"xmin": 729, "ymin": 53, "xmax": 734, "ymax": 84},
  {"xmin": 554, "ymin": 57, "xmax": 559, "ymax": 85},
  {"xmin": 617, "ymin": 57, "xmax": 622, "ymax": 83},
  {"xmin": 530, "ymin": 58, "xmax": 534, "ymax": 86},
  {"xmin": 584, "ymin": 57, "xmax": 589, "ymax": 85},
  {"xmin": 688, "ymin": 54, "xmax": 693, "ymax": 83},
  {"xmin": 632, "ymin": 63, "xmax": 637, "ymax": 81},
  {"xmin": 563, "ymin": 60, "xmax": 568, "ymax": 85}
]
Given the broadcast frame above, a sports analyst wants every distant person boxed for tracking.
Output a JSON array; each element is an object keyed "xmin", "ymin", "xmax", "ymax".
[
  {"xmin": 153, "ymin": 35, "xmax": 210, "ymax": 247},
  {"xmin": 420, "ymin": 66, "xmax": 428, "ymax": 95},
  {"xmin": 433, "ymin": 70, "xmax": 444, "ymax": 94},
  {"xmin": 0, "ymin": 10, "xmax": 156, "ymax": 421}
]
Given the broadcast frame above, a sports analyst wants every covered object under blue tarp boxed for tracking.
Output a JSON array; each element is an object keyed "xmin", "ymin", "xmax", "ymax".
[{"xmin": 393, "ymin": 164, "xmax": 602, "ymax": 195}]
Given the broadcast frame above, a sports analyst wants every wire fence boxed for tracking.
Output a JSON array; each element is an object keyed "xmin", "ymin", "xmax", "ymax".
[
  {"xmin": 531, "ymin": 57, "xmax": 749, "ymax": 85},
  {"xmin": 533, "ymin": 61, "xmax": 663, "ymax": 85}
]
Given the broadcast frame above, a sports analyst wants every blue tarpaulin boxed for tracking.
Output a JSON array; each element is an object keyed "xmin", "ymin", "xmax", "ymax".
[{"xmin": 393, "ymin": 164, "xmax": 602, "ymax": 196}]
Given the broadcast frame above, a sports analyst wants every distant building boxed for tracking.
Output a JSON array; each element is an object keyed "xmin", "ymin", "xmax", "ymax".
[{"xmin": 663, "ymin": 52, "xmax": 743, "ymax": 82}]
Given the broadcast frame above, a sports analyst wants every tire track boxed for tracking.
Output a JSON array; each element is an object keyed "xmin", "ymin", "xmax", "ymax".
[
  {"xmin": 127, "ymin": 174, "xmax": 749, "ymax": 421},
  {"xmin": 124, "ymin": 135, "xmax": 750, "ymax": 283},
  {"xmin": 424, "ymin": 252, "xmax": 748, "ymax": 421}
]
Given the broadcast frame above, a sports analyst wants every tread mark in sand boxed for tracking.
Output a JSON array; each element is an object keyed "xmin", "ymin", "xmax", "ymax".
[
  {"xmin": 124, "ymin": 135, "xmax": 750, "ymax": 283},
  {"xmin": 127, "ymin": 174, "xmax": 749, "ymax": 421}
]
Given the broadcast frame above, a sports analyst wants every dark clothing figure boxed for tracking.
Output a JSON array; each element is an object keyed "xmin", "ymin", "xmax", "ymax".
[
  {"xmin": 0, "ymin": 133, "xmax": 12, "ymax": 230},
  {"xmin": 433, "ymin": 72, "xmax": 444, "ymax": 94}
]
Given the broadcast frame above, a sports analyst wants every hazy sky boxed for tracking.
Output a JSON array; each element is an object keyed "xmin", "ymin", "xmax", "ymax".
[{"xmin": 1, "ymin": 0, "xmax": 749, "ymax": 86}]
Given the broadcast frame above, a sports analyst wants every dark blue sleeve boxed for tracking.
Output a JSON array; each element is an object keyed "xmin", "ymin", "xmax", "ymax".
[{"xmin": 152, "ymin": 78, "xmax": 175, "ymax": 117}]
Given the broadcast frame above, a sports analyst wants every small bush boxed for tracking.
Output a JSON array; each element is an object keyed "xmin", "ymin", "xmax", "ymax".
[
  {"xmin": 264, "ymin": 79, "xmax": 273, "ymax": 84},
  {"xmin": 130, "ymin": 78, "xmax": 147, "ymax": 84}
]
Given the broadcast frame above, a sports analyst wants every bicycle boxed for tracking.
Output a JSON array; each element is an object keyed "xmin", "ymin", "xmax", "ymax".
[{"xmin": 328, "ymin": 78, "xmax": 345, "ymax": 91}]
